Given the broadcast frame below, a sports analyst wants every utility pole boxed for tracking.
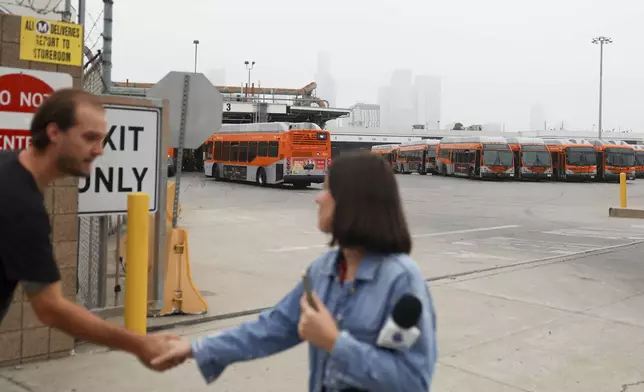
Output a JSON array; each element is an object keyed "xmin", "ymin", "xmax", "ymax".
[
  {"xmin": 244, "ymin": 60, "xmax": 255, "ymax": 99},
  {"xmin": 592, "ymin": 36, "xmax": 612, "ymax": 139},
  {"xmin": 102, "ymin": 0, "xmax": 113, "ymax": 94},
  {"xmin": 193, "ymin": 40, "xmax": 199, "ymax": 73}
]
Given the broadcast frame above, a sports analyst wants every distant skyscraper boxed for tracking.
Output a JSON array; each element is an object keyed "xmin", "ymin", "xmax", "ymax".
[
  {"xmin": 377, "ymin": 86, "xmax": 392, "ymax": 128},
  {"xmin": 315, "ymin": 51, "xmax": 336, "ymax": 107},
  {"xmin": 530, "ymin": 103, "xmax": 546, "ymax": 131},
  {"xmin": 388, "ymin": 69, "xmax": 414, "ymax": 131},
  {"xmin": 414, "ymin": 75, "xmax": 441, "ymax": 130},
  {"xmin": 347, "ymin": 103, "xmax": 380, "ymax": 128}
]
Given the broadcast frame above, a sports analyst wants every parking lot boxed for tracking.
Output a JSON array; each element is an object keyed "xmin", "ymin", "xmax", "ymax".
[{"xmin": 3, "ymin": 172, "xmax": 644, "ymax": 392}]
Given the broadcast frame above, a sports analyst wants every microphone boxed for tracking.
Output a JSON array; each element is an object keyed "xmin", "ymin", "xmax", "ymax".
[{"xmin": 376, "ymin": 294, "xmax": 422, "ymax": 350}]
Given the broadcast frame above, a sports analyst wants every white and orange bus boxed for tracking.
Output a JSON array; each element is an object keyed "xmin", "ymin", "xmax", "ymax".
[
  {"xmin": 588, "ymin": 139, "xmax": 636, "ymax": 181},
  {"xmin": 542, "ymin": 138, "xmax": 597, "ymax": 181},
  {"xmin": 633, "ymin": 145, "xmax": 644, "ymax": 178},
  {"xmin": 202, "ymin": 122, "xmax": 331, "ymax": 188},
  {"xmin": 395, "ymin": 139, "xmax": 440, "ymax": 175},
  {"xmin": 436, "ymin": 136, "xmax": 515, "ymax": 179},
  {"xmin": 371, "ymin": 144, "xmax": 399, "ymax": 170},
  {"xmin": 506, "ymin": 137, "xmax": 553, "ymax": 180}
]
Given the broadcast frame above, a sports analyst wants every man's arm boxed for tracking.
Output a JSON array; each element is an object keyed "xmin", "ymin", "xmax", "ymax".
[
  {"xmin": 26, "ymin": 282, "xmax": 146, "ymax": 354},
  {"xmin": 0, "ymin": 205, "xmax": 178, "ymax": 370}
]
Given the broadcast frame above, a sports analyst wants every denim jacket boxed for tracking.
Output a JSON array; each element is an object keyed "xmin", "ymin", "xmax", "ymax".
[{"xmin": 191, "ymin": 249, "xmax": 438, "ymax": 392}]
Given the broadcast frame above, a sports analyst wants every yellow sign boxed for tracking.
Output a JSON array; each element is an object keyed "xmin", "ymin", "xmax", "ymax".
[{"xmin": 19, "ymin": 17, "xmax": 83, "ymax": 67}]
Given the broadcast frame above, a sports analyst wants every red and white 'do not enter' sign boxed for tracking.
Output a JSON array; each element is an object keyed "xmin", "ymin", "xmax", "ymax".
[{"xmin": 0, "ymin": 66, "xmax": 72, "ymax": 151}]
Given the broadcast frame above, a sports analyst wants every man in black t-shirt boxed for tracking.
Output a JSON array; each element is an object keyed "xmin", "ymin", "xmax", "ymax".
[{"xmin": 0, "ymin": 88, "xmax": 184, "ymax": 371}]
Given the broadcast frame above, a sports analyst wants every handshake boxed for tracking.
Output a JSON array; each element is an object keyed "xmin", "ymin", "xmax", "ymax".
[{"xmin": 136, "ymin": 333, "xmax": 195, "ymax": 372}]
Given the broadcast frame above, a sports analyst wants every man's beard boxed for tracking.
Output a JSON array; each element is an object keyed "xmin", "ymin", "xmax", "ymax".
[{"xmin": 56, "ymin": 155, "xmax": 90, "ymax": 178}]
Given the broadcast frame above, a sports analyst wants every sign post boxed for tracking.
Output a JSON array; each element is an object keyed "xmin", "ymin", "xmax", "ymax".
[
  {"xmin": 146, "ymin": 71, "xmax": 223, "ymax": 227},
  {"xmin": 0, "ymin": 67, "xmax": 72, "ymax": 150}
]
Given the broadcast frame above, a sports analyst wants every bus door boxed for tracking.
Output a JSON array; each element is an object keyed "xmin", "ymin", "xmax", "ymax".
[
  {"xmin": 596, "ymin": 149, "xmax": 604, "ymax": 179},
  {"xmin": 513, "ymin": 148, "xmax": 521, "ymax": 176},
  {"xmin": 421, "ymin": 149, "xmax": 428, "ymax": 174},
  {"xmin": 475, "ymin": 149, "xmax": 481, "ymax": 175}
]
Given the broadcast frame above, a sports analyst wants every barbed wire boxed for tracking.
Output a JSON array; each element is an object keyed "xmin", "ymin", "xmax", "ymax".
[{"xmin": 11, "ymin": 0, "xmax": 64, "ymax": 15}]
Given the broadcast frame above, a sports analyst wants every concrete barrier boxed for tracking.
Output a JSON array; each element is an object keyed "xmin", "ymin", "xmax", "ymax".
[{"xmin": 608, "ymin": 207, "xmax": 644, "ymax": 219}]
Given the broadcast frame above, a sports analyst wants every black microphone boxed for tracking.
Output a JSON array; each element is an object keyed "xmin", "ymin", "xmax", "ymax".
[{"xmin": 376, "ymin": 294, "xmax": 422, "ymax": 349}]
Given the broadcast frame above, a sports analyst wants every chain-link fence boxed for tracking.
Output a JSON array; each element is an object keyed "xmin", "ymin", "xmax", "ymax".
[{"xmin": 76, "ymin": 42, "xmax": 128, "ymax": 311}]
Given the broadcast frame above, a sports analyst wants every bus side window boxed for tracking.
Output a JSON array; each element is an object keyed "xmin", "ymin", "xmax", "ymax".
[
  {"xmin": 268, "ymin": 141, "xmax": 279, "ymax": 157},
  {"xmin": 222, "ymin": 142, "xmax": 231, "ymax": 161},
  {"xmin": 212, "ymin": 142, "xmax": 221, "ymax": 160},
  {"xmin": 249, "ymin": 141, "xmax": 258, "ymax": 162},
  {"xmin": 239, "ymin": 141, "xmax": 248, "ymax": 162},
  {"xmin": 230, "ymin": 142, "xmax": 239, "ymax": 161},
  {"xmin": 258, "ymin": 141, "xmax": 268, "ymax": 157}
]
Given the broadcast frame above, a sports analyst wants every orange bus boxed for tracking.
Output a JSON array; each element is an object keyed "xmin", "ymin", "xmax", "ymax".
[
  {"xmin": 395, "ymin": 140, "xmax": 440, "ymax": 175},
  {"xmin": 203, "ymin": 122, "xmax": 331, "ymax": 188},
  {"xmin": 371, "ymin": 144, "xmax": 399, "ymax": 170},
  {"xmin": 542, "ymin": 138, "xmax": 597, "ymax": 181},
  {"xmin": 506, "ymin": 137, "xmax": 553, "ymax": 180},
  {"xmin": 633, "ymin": 145, "xmax": 644, "ymax": 178},
  {"xmin": 588, "ymin": 139, "xmax": 636, "ymax": 181},
  {"xmin": 437, "ymin": 136, "xmax": 515, "ymax": 179}
]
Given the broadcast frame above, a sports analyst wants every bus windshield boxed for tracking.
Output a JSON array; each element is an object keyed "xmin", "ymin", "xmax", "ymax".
[
  {"xmin": 565, "ymin": 147, "xmax": 596, "ymax": 166},
  {"xmin": 522, "ymin": 150, "xmax": 551, "ymax": 167},
  {"xmin": 635, "ymin": 152, "xmax": 644, "ymax": 165},
  {"xmin": 483, "ymin": 148, "xmax": 513, "ymax": 166},
  {"xmin": 606, "ymin": 148, "xmax": 635, "ymax": 167}
]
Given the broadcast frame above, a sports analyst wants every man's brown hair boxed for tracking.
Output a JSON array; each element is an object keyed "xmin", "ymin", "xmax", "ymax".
[{"xmin": 30, "ymin": 88, "xmax": 104, "ymax": 150}]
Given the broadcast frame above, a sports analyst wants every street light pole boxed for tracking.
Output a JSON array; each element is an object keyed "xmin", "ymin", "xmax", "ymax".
[
  {"xmin": 592, "ymin": 36, "xmax": 612, "ymax": 139},
  {"xmin": 244, "ymin": 60, "xmax": 255, "ymax": 98},
  {"xmin": 193, "ymin": 40, "xmax": 200, "ymax": 73}
]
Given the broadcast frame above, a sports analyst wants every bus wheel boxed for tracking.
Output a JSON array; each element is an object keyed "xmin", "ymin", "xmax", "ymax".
[
  {"xmin": 256, "ymin": 168, "xmax": 267, "ymax": 187},
  {"xmin": 469, "ymin": 167, "xmax": 475, "ymax": 179},
  {"xmin": 213, "ymin": 165, "xmax": 220, "ymax": 181}
]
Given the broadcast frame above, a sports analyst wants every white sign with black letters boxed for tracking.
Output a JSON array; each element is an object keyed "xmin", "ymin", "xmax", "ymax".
[{"xmin": 78, "ymin": 104, "xmax": 160, "ymax": 215}]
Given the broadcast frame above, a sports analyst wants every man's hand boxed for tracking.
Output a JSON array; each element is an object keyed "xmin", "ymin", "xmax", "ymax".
[
  {"xmin": 137, "ymin": 333, "xmax": 186, "ymax": 371},
  {"xmin": 149, "ymin": 338, "xmax": 193, "ymax": 369},
  {"xmin": 298, "ymin": 292, "xmax": 339, "ymax": 353}
]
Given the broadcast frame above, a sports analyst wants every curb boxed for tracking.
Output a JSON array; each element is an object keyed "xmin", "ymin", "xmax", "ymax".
[{"xmin": 609, "ymin": 207, "xmax": 644, "ymax": 219}]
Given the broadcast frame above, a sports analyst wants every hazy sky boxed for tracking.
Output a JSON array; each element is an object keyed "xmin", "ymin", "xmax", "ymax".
[{"xmin": 84, "ymin": 0, "xmax": 644, "ymax": 131}]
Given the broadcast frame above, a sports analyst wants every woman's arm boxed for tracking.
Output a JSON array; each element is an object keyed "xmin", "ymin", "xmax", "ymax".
[
  {"xmin": 327, "ymin": 273, "xmax": 437, "ymax": 392},
  {"xmin": 190, "ymin": 281, "xmax": 304, "ymax": 384}
]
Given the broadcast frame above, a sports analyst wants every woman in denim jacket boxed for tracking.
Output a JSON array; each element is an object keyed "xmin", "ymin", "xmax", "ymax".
[{"xmin": 153, "ymin": 152, "xmax": 438, "ymax": 392}]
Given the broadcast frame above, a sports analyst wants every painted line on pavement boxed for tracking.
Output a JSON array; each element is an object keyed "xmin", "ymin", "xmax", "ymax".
[
  {"xmin": 413, "ymin": 225, "xmax": 521, "ymax": 238},
  {"xmin": 265, "ymin": 225, "xmax": 521, "ymax": 252}
]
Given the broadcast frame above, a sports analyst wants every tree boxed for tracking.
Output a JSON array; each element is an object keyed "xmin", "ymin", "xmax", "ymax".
[{"xmin": 453, "ymin": 122, "xmax": 464, "ymax": 130}]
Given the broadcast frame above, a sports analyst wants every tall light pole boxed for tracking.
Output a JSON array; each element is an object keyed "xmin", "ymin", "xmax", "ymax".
[
  {"xmin": 592, "ymin": 36, "xmax": 612, "ymax": 139},
  {"xmin": 193, "ymin": 40, "xmax": 200, "ymax": 73},
  {"xmin": 244, "ymin": 60, "xmax": 255, "ymax": 98}
]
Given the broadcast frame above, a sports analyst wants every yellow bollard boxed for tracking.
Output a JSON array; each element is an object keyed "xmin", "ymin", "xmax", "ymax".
[
  {"xmin": 620, "ymin": 172, "xmax": 627, "ymax": 208},
  {"xmin": 125, "ymin": 193, "xmax": 150, "ymax": 334}
]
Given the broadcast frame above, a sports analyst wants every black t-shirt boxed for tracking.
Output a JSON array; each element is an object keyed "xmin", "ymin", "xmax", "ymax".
[{"xmin": 0, "ymin": 151, "xmax": 60, "ymax": 323}]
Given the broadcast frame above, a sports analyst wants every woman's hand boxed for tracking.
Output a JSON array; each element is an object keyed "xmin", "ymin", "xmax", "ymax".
[
  {"xmin": 149, "ymin": 338, "xmax": 193, "ymax": 369},
  {"xmin": 298, "ymin": 293, "xmax": 340, "ymax": 353}
]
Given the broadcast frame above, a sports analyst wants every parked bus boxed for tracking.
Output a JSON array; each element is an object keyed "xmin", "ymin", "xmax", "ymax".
[
  {"xmin": 633, "ymin": 145, "xmax": 644, "ymax": 178},
  {"xmin": 506, "ymin": 137, "xmax": 553, "ymax": 180},
  {"xmin": 202, "ymin": 122, "xmax": 331, "ymax": 188},
  {"xmin": 588, "ymin": 139, "xmax": 636, "ymax": 181},
  {"xmin": 436, "ymin": 136, "xmax": 515, "ymax": 179},
  {"xmin": 371, "ymin": 144, "xmax": 399, "ymax": 170},
  {"xmin": 542, "ymin": 138, "xmax": 597, "ymax": 181},
  {"xmin": 395, "ymin": 139, "xmax": 440, "ymax": 175}
]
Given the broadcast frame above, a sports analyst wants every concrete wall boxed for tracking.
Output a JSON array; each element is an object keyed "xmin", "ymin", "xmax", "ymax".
[{"xmin": 0, "ymin": 13, "xmax": 82, "ymax": 365}]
